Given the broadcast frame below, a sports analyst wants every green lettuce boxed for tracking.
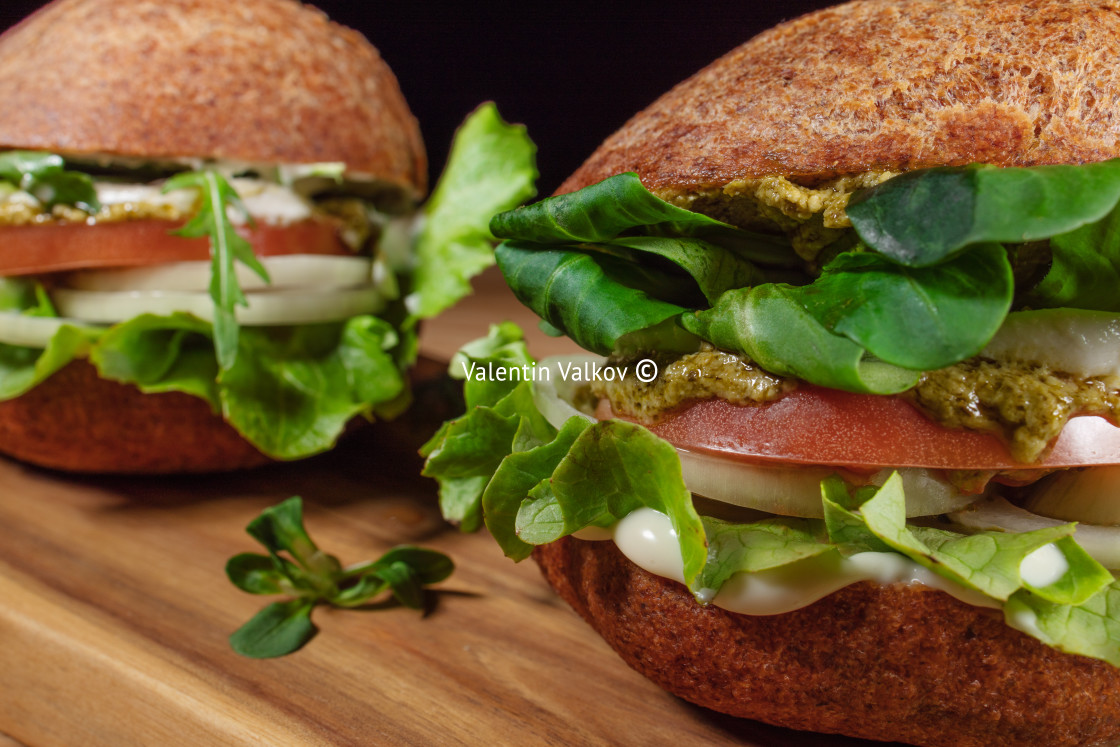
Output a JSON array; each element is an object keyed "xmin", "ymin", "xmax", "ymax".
[
  {"xmin": 423, "ymin": 331, "xmax": 1120, "ymax": 666},
  {"xmin": 90, "ymin": 313, "xmax": 405, "ymax": 460},
  {"xmin": 489, "ymin": 163, "xmax": 1120, "ymax": 391},
  {"xmin": 408, "ymin": 102, "xmax": 539, "ymax": 323},
  {"xmin": 0, "ymin": 278, "xmax": 101, "ymax": 399},
  {"xmin": 0, "ymin": 150, "xmax": 100, "ymax": 212}
]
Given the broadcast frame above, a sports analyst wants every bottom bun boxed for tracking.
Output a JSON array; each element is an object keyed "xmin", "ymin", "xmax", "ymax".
[
  {"xmin": 534, "ymin": 536, "xmax": 1120, "ymax": 747},
  {"xmin": 0, "ymin": 360, "xmax": 269, "ymax": 473}
]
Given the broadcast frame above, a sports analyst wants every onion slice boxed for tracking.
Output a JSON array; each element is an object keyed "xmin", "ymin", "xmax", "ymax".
[
  {"xmin": 1022, "ymin": 465, "xmax": 1120, "ymax": 526},
  {"xmin": 0, "ymin": 313, "xmax": 98, "ymax": 347},
  {"xmin": 64, "ymin": 254, "xmax": 375, "ymax": 292},
  {"xmin": 54, "ymin": 285, "xmax": 387, "ymax": 326},
  {"xmin": 949, "ymin": 495, "xmax": 1120, "ymax": 570}
]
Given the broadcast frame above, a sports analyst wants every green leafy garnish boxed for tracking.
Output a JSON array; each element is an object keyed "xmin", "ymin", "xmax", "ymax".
[
  {"xmin": 408, "ymin": 102, "xmax": 538, "ymax": 323},
  {"xmin": 495, "ymin": 242, "xmax": 689, "ymax": 356},
  {"xmin": 489, "ymin": 162, "xmax": 1120, "ymax": 390},
  {"xmin": 227, "ymin": 497, "xmax": 453, "ymax": 659},
  {"xmin": 847, "ymin": 161, "xmax": 1120, "ymax": 267},
  {"xmin": 0, "ymin": 150, "xmax": 101, "ymax": 212},
  {"xmin": 162, "ymin": 171, "xmax": 269, "ymax": 371}
]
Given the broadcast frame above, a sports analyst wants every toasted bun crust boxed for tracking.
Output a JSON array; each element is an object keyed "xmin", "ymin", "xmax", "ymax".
[
  {"xmin": 535, "ymin": 537, "xmax": 1120, "ymax": 747},
  {"xmin": 0, "ymin": 361, "xmax": 268, "ymax": 473},
  {"xmin": 0, "ymin": 0, "xmax": 426, "ymax": 197},
  {"xmin": 561, "ymin": 0, "xmax": 1120, "ymax": 194}
]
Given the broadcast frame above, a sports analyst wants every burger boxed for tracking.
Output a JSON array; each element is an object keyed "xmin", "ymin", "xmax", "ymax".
[
  {"xmin": 422, "ymin": 1, "xmax": 1120, "ymax": 744},
  {"xmin": 0, "ymin": 0, "xmax": 534, "ymax": 472}
]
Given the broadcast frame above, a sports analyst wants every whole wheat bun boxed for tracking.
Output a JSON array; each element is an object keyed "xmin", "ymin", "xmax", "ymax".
[
  {"xmin": 0, "ymin": 0, "xmax": 424, "ymax": 473},
  {"xmin": 536, "ymin": 538, "xmax": 1120, "ymax": 747},
  {"xmin": 537, "ymin": 0, "xmax": 1120, "ymax": 743},
  {"xmin": 0, "ymin": 0, "xmax": 426, "ymax": 198},
  {"xmin": 0, "ymin": 361, "xmax": 268, "ymax": 473},
  {"xmin": 561, "ymin": 0, "xmax": 1120, "ymax": 195}
]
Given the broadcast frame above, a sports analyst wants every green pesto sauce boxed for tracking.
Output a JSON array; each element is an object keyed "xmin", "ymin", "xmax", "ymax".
[
  {"xmin": 592, "ymin": 346, "xmax": 796, "ymax": 421},
  {"xmin": 597, "ymin": 347, "xmax": 1120, "ymax": 465},
  {"xmin": 906, "ymin": 359, "xmax": 1120, "ymax": 464}
]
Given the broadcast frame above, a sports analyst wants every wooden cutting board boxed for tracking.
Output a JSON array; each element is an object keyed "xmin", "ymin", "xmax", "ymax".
[{"xmin": 0, "ymin": 269, "xmax": 891, "ymax": 746}]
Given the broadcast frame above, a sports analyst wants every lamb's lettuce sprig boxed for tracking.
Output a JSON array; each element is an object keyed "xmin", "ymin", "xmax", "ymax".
[
  {"xmin": 491, "ymin": 162, "xmax": 1120, "ymax": 391},
  {"xmin": 422, "ymin": 327, "xmax": 1120, "ymax": 666},
  {"xmin": 227, "ymin": 496, "xmax": 453, "ymax": 658}
]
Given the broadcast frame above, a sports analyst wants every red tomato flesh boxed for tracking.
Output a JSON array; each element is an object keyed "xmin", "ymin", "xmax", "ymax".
[
  {"xmin": 0, "ymin": 219, "xmax": 350, "ymax": 275},
  {"xmin": 597, "ymin": 386, "xmax": 1120, "ymax": 471}
]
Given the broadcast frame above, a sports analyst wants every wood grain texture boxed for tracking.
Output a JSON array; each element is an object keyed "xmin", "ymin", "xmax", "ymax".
[{"xmin": 0, "ymin": 268, "xmax": 894, "ymax": 746}]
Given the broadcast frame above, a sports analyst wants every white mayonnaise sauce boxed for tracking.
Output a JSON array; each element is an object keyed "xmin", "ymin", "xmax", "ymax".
[
  {"xmin": 1019, "ymin": 542, "xmax": 1069, "ymax": 588},
  {"xmin": 576, "ymin": 507, "xmax": 1018, "ymax": 615}
]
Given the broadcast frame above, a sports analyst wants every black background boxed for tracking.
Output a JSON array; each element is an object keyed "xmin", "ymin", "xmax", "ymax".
[{"xmin": 0, "ymin": 0, "xmax": 837, "ymax": 195}]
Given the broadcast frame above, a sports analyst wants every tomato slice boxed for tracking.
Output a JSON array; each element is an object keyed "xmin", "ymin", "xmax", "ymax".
[
  {"xmin": 598, "ymin": 386, "xmax": 1120, "ymax": 470},
  {"xmin": 0, "ymin": 219, "xmax": 351, "ymax": 275}
]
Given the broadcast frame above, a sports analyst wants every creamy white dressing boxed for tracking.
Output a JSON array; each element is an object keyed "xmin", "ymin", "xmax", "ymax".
[
  {"xmin": 93, "ymin": 182, "xmax": 197, "ymax": 214},
  {"xmin": 93, "ymin": 177, "xmax": 314, "ymax": 226},
  {"xmin": 1019, "ymin": 543, "xmax": 1069, "ymax": 588},
  {"xmin": 576, "ymin": 507, "xmax": 1002, "ymax": 615}
]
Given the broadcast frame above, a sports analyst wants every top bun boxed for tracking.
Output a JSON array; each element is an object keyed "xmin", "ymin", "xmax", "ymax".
[
  {"xmin": 0, "ymin": 0, "xmax": 426, "ymax": 198},
  {"xmin": 562, "ymin": 0, "xmax": 1120, "ymax": 194}
]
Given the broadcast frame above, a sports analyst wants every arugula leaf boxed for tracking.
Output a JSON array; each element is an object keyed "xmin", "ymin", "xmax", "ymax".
[
  {"xmin": 847, "ymin": 161, "xmax": 1120, "ymax": 267},
  {"xmin": 0, "ymin": 151, "xmax": 101, "ymax": 211},
  {"xmin": 495, "ymin": 241, "xmax": 688, "ymax": 356},
  {"xmin": 163, "ymin": 170, "xmax": 269, "ymax": 371},
  {"xmin": 408, "ymin": 102, "xmax": 538, "ymax": 322},
  {"xmin": 227, "ymin": 497, "xmax": 454, "ymax": 658}
]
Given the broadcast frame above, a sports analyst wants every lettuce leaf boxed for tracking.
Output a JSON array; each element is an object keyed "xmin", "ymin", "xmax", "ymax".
[
  {"xmin": 423, "ymin": 331, "xmax": 1120, "ymax": 666},
  {"xmin": 408, "ymin": 102, "xmax": 538, "ymax": 322},
  {"xmin": 491, "ymin": 163, "xmax": 1120, "ymax": 390},
  {"xmin": 495, "ymin": 242, "xmax": 689, "ymax": 355},
  {"xmin": 89, "ymin": 313, "xmax": 405, "ymax": 460},
  {"xmin": 0, "ymin": 278, "xmax": 101, "ymax": 399},
  {"xmin": 491, "ymin": 171, "xmax": 791, "ymax": 266},
  {"xmin": 682, "ymin": 284, "xmax": 918, "ymax": 394},
  {"xmin": 846, "ymin": 161, "xmax": 1120, "ymax": 267},
  {"xmin": 0, "ymin": 151, "xmax": 100, "ymax": 212}
]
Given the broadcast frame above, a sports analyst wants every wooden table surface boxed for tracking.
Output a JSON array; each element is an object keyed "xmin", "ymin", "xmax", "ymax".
[{"xmin": 0, "ymin": 267, "xmax": 893, "ymax": 746}]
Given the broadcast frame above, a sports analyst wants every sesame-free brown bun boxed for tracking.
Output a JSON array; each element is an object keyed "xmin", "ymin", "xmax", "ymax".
[
  {"xmin": 0, "ymin": 0, "xmax": 426, "ymax": 197},
  {"xmin": 536, "ymin": 538, "xmax": 1120, "ymax": 747},
  {"xmin": 561, "ymin": 0, "xmax": 1120, "ymax": 196},
  {"xmin": 0, "ymin": 361, "xmax": 268, "ymax": 473}
]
